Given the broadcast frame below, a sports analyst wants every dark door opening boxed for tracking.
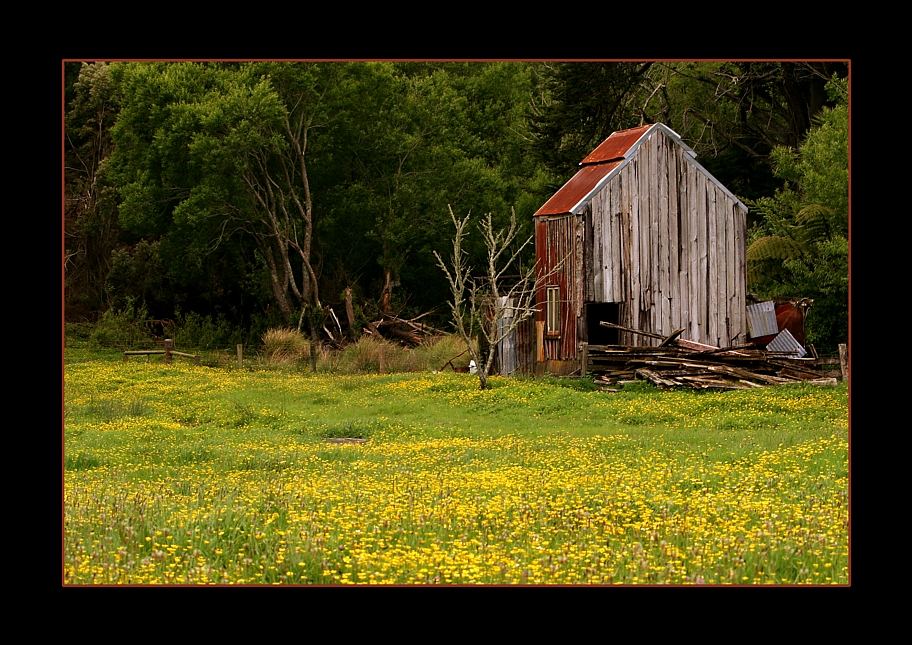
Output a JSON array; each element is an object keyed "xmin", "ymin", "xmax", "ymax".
[{"xmin": 586, "ymin": 302, "xmax": 620, "ymax": 345}]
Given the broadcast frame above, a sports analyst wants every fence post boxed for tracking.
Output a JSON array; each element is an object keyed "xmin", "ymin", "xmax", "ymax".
[
  {"xmin": 580, "ymin": 342, "xmax": 589, "ymax": 376},
  {"xmin": 838, "ymin": 343, "xmax": 848, "ymax": 381},
  {"xmin": 164, "ymin": 339, "xmax": 173, "ymax": 364},
  {"xmin": 237, "ymin": 344, "xmax": 243, "ymax": 368}
]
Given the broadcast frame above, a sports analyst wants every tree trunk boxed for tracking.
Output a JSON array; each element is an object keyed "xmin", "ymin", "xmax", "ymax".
[
  {"xmin": 309, "ymin": 325, "xmax": 319, "ymax": 372},
  {"xmin": 264, "ymin": 248, "xmax": 293, "ymax": 318},
  {"xmin": 344, "ymin": 286, "xmax": 358, "ymax": 340},
  {"xmin": 380, "ymin": 269, "xmax": 393, "ymax": 315}
]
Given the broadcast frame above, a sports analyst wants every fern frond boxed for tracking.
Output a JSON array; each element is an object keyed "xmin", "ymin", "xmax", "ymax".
[
  {"xmin": 746, "ymin": 235, "xmax": 804, "ymax": 262},
  {"xmin": 795, "ymin": 203, "xmax": 831, "ymax": 242}
]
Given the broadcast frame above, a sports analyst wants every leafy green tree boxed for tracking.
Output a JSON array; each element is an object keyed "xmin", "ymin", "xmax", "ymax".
[
  {"xmin": 528, "ymin": 61, "xmax": 847, "ymax": 201},
  {"xmin": 65, "ymin": 62, "xmax": 121, "ymax": 318},
  {"xmin": 529, "ymin": 62, "xmax": 652, "ymax": 179},
  {"xmin": 108, "ymin": 64, "xmax": 337, "ymax": 348},
  {"xmin": 317, "ymin": 63, "xmax": 555, "ymax": 321},
  {"xmin": 73, "ymin": 62, "xmax": 558, "ymax": 346},
  {"xmin": 102, "ymin": 64, "xmax": 271, "ymax": 325},
  {"xmin": 746, "ymin": 76, "xmax": 848, "ymax": 351}
]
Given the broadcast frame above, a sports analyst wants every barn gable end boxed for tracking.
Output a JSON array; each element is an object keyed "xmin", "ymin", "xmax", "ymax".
[{"xmin": 533, "ymin": 123, "xmax": 748, "ymax": 372}]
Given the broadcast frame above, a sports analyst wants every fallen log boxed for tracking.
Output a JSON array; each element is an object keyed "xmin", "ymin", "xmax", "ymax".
[{"xmin": 363, "ymin": 312, "xmax": 443, "ymax": 347}]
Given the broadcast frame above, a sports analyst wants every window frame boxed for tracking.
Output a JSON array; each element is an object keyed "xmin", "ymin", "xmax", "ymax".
[{"xmin": 545, "ymin": 285, "xmax": 560, "ymax": 337}]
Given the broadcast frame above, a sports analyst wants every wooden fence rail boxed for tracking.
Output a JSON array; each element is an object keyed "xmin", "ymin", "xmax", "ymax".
[{"xmin": 123, "ymin": 339, "xmax": 200, "ymax": 365}]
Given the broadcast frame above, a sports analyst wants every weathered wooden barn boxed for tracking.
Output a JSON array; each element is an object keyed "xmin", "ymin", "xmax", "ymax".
[{"xmin": 532, "ymin": 123, "xmax": 748, "ymax": 375}]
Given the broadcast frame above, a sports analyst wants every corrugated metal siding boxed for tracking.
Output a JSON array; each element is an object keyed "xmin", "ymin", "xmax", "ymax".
[
  {"xmin": 746, "ymin": 301, "xmax": 778, "ymax": 338},
  {"xmin": 766, "ymin": 328, "xmax": 807, "ymax": 358},
  {"xmin": 497, "ymin": 315, "xmax": 535, "ymax": 375},
  {"xmin": 514, "ymin": 316, "xmax": 536, "ymax": 374},
  {"xmin": 536, "ymin": 215, "xmax": 581, "ymax": 361}
]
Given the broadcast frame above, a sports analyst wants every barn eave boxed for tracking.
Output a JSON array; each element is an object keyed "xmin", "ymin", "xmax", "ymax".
[{"xmin": 537, "ymin": 122, "xmax": 747, "ymax": 217}]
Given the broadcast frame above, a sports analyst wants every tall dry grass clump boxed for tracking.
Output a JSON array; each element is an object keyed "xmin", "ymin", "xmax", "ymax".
[
  {"xmin": 333, "ymin": 334, "xmax": 475, "ymax": 373},
  {"xmin": 416, "ymin": 334, "xmax": 474, "ymax": 371},
  {"xmin": 258, "ymin": 330, "xmax": 476, "ymax": 373},
  {"xmin": 262, "ymin": 327, "xmax": 308, "ymax": 364},
  {"xmin": 337, "ymin": 336, "xmax": 397, "ymax": 373}
]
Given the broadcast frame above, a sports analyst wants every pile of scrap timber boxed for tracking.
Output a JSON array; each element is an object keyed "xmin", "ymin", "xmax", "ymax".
[
  {"xmin": 589, "ymin": 323, "xmax": 837, "ymax": 390},
  {"xmin": 363, "ymin": 313, "xmax": 443, "ymax": 347}
]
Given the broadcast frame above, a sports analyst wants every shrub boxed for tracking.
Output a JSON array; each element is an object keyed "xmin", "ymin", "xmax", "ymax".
[
  {"xmin": 262, "ymin": 327, "xmax": 308, "ymax": 364},
  {"xmin": 416, "ymin": 334, "xmax": 473, "ymax": 371},
  {"xmin": 65, "ymin": 322, "xmax": 96, "ymax": 350},
  {"xmin": 330, "ymin": 334, "xmax": 475, "ymax": 374},
  {"xmin": 173, "ymin": 311, "xmax": 242, "ymax": 350},
  {"xmin": 88, "ymin": 298, "xmax": 151, "ymax": 348},
  {"xmin": 337, "ymin": 335, "xmax": 396, "ymax": 373}
]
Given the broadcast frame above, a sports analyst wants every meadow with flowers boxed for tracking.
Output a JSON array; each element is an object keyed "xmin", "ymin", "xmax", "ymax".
[{"xmin": 64, "ymin": 349, "xmax": 848, "ymax": 585}]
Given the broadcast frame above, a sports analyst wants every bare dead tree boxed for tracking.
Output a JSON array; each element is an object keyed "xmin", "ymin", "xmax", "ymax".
[{"xmin": 434, "ymin": 206, "xmax": 560, "ymax": 390}]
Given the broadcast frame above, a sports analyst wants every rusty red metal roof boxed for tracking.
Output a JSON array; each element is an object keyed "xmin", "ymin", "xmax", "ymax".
[
  {"xmin": 535, "ymin": 125, "xmax": 655, "ymax": 217},
  {"xmin": 580, "ymin": 124, "xmax": 653, "ymax": 166},
  {"xmin": 533, "ymin": 123, "xmax": 740, "ymax": 219},
  {"xmin": 534, "ymin": 161, "xmax": 621, "ymax": 217}
]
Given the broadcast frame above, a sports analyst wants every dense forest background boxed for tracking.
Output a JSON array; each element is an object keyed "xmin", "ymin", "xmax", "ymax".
[{"xmin": 64, "ymin": 61, "xmax": 849, "ymax": 351}]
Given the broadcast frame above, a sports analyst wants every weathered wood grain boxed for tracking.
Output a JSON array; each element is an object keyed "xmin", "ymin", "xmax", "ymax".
[
  {"xmin": 689, "ymin": 161, "xmax": 700, "ymax": 342},
  {"xmin": 676, "ymin": 146, "xmax": 689, "ymax": 333},
  {"xmin": 657, "ymin": 133, "xmax": 669, "ymax": 336},
  {"xmin": 559, "ymin": 129, "xmax": 747, "ymax": 351},
  {"xmin": 707, "ymin": 183, "xmax": 718, "ymax": 346},
  {"xmin": 668, "ymin": 136, "xmax": 677, "ymax": 335},
  {"xmin": 628, "ymin": 162, "xmax": 641, "ymax": 347}
]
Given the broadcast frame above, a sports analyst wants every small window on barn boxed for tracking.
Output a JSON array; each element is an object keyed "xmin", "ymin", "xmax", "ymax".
[{"xmin": 546, "ymin": 286, "xmax": 560, "ymax": 336}]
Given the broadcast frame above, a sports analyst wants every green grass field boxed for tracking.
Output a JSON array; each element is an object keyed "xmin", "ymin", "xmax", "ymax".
[{"xmin": 64, "ymin": 348, "xmax": 849, "ymax": 585}]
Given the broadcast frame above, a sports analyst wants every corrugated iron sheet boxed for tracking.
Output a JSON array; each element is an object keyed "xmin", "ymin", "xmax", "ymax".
[
  {"xmin": 766, "ymin": 328, "xmax": 807, "ymax": 358},
  {"xmin": 580, "ymin": 124, "xmax": 653, "ymax": 165},
  {"xmin": 494, "ymin": 312, "xmax": 536, "ymax": 375},
  {"xmin": 513, "ymin": 316, "xmax": 535, "ymax": 374},
  {"xmin": 534, "ymin": 162, "xmax": 620, "ymax": 217},
  {"xmin": 746, "ymin": 300, "xmax": 778, "ymax": 338}
]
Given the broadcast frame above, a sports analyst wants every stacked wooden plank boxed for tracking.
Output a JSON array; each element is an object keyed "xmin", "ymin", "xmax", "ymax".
[{"xmin": 588, "ymin": 343, "xmax": 836, "ymax": 390}]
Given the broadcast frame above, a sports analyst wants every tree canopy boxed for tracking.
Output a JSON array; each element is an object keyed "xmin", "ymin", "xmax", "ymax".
[
  {"xmin": 64, "ymin": 60, "xmax": 850, "ymax": 352},
  {"xmin": 746, "ymin": 76, "xmax": 848, "ymax": 349}
]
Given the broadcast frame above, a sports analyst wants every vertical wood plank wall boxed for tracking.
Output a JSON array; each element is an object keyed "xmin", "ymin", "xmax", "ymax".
[{"xmin": 587, "ymin": 130, "xmax": 747, "ymax": 347}]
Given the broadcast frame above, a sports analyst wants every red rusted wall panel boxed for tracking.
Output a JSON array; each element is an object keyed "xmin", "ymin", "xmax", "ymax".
[{"xmin": 536, "ymin": 215, "xmax": 580, "ymax": 361}]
